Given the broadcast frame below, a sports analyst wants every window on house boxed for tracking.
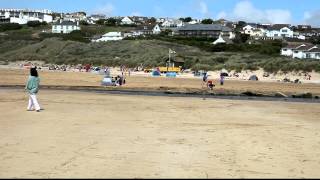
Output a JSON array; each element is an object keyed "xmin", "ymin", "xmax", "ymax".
[
  {"xmin": 294, "ymin": 51, "xmax": 299, "ymax": 53},
  {"xmin": 283, "ymin": 49, "xmax": 287, "ymax": 51},
  {"xmin": 306, "ymin": 53, "xmax": 311, "ymax": 58},
  {"xmin": 274, "ymin": 34, "xmax": 278, "ymax": 37},
  {"xmin": 282, "ymin": 30, "xmax": 287, "ymax": 33},
  {"xmin": 316, "ymin": 53, "xmax": 320, "ymax": 57}
]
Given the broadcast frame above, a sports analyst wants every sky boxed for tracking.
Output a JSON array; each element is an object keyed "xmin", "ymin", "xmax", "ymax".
[{"xmin": 2, "ymin": 0, "xmax": 320, "ymax": 26}]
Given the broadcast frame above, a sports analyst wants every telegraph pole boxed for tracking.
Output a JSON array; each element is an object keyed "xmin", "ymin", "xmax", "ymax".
[{"xmin": 167, "ymin": 48, "xmax": 170, "ymax": 72}]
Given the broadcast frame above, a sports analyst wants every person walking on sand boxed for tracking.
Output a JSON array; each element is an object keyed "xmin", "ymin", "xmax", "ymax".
[{"xmin": 25, "ymin": 67, "xmax": 41, "ymax": 112}]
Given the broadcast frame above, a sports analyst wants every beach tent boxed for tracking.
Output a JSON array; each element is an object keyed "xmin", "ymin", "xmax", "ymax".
[
  {"xmin": 152, "ymin": 70, "xmax": 161, "ymax": 76},
  {"xmin": 101, "ymin": 76, "xmax": 114, "ymax": 86},
  {"xmin": 220, "ymin": 72, "xmax": 229, "ymax": 77},
  {"xmin": 249, "ymin": 75, "xmax": 259, "ymax": 81},
  {"xmin": 220, "ymin": 69, "xmax": 229, "ymax": 77},
  {"xmin": 166, "ymin": 72, "xmax": 177, "ymax": 78}
]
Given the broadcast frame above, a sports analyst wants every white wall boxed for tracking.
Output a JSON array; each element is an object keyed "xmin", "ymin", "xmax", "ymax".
[
  {"xmin": 281, "ymin": 48, "xmax": 293, "ymax": 56},
  {"xmin": 243, "ymin": 25, "xmax": 254, "ymax": 34},
  {"xmin": 121, "ymin": 17, "xmax": 134, "ymax": 25},
  {"xmin": 153, "ymin": 24, "xmax": 161, "ymax": 34},
  {"xmin": 306, "ymin": 52, "xmax": 320, "ymax": 59},
  {"xmin": 10, "ymin": 17, "xmax": 28, "ymax": 24},
  {"xmin": 52, "ymin": 25, "xmax": 80, "ymax": 34},
  {"xmin": 267, "ymin": 27, "xmax": 293, "ymax": 38},
  {"xmin": 292, "ymin": 50, "xmax": 305, "ymax": 59}
]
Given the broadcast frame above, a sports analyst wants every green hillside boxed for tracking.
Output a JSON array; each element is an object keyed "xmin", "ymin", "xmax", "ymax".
[{"xmin": 0, "ymin": 33, "xmax": 319, "ymax": 73}]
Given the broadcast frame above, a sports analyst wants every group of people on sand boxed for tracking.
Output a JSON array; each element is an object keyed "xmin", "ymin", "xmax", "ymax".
[
  {"xmin": 112, "ymin": 75, "xmax": 126, "ymax": 86},
  {"xmin": 202, "ymin": 72, "xmax": 225, "ymax": 90}
]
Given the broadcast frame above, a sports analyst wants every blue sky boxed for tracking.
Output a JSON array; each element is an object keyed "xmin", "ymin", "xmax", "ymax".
[{"xmin": 2, "ymin": 0, "xmax": 320, "ymax": 26}]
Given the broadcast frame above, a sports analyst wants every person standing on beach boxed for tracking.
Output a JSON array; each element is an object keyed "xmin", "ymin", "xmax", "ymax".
[
  {"xmin": 25, "ymin": 67, "xmax": 41, "ymax": 112},
  {"xmin": 202, "ymin": 72, "xmax": 208, "ymax": 83},
  {"xmin": 220, "ymin": 74, "xmax": 225, "ymax": 85}
]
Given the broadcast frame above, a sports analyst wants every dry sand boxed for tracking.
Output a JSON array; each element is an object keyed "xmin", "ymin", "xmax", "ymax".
[
  {"xmin": 0, "ymin": 89, "xmax": 320, "ymax": 178},
  {"xmin": 1, "ymin": 68, "xmax": 320, "ymax": 96}
]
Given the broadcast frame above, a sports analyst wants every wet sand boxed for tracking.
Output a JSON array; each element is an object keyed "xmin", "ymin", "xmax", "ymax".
[{"xmin": 0, "ymin": 89, "xmax": 320, "ymax": 178}]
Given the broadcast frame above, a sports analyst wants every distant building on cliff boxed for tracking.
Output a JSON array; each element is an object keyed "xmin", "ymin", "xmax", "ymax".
[
  {"xmin": 52, "ymin": 20, "xmax": 80, "ymax": 34},
  {"xmin": 0, "ymin": 8, "xmax": 53, "ymax": 24}
]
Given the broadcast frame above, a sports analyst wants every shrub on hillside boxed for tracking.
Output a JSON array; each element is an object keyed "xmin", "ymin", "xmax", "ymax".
[
  {"xmin": 191, "ymin": 63, "xmax": 212, "ymax": 71},
  {"xmin": 27, "ymin": 21, "xmax": 42, "ymax": 27},
  {"xmin": 63, "ymin": 30, "xmax": 89, "ymax": 43},
  {"xmin": 0, "ymin": 23, "xmax": 22, "ymax": 32}
]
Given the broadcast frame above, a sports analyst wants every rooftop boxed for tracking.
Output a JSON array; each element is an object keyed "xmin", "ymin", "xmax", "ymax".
[
  {"xmin": 295, "ymin": 44, "xmax": 317, "ymax": 51},
  {"xmin": 268, "ymin": 24, "xmax": 291, "ymax": 31},
  {"xmin": 177, "ymin": 24, "xmax": 232, "ymax": 32},
  {"xmin": 53, "ymin": 21, "xmax": 78, "ymax": 26}
]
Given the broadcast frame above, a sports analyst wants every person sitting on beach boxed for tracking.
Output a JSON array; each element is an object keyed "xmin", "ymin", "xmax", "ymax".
[
  {"xmin": 119, "ymin": 75, "xmax": 123, "ymax": 86},
  {"xmin": 207, "ymin": 80, "xmax": 214, "ymax": 90}
]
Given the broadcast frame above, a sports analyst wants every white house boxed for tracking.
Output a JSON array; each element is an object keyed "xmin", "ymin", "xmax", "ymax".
[
  {"xmin": 153, "ymin": 24, "xmax": 161, "ymax": 34},
  {"xmin": 242, "ymin": 24, "xmax": 266, "ymax": 38},
  {"xmin": 281, "ymin": 43, "xmax": 320, "ymax": 60},
  {"xmin": 133, "ymin": 24, "xmax": 161, "ymax": 36},
  {"xmin": 93, "ymin": 32, "xmax": 123, "ymax": 42},
  {"xmin": 305, "ymin": 47, "xmax": 320, "ymax": 59},
  {"xmin": 161, "ymin": 18, "xmax": 184, "ymax": 28},
  {"xmin": 292, "ymin": 45, "xmax": 319, "ymax": 59},
  {"xmin": 266, "ymin": 24, "xmax": 294, "ymax": 39},
  {"xmin": 243, "ymin": 24, "xmax": 256, "ymax": 34},
  {"xmin": 188, "ymin": 19, "xmax": 200, "ymax": 24},
  {"xmin": 52, "ymin": 20, "xmax": 80, "ymax": 34},
  {"xmin": 156, "ymin": 17, "xmax": 166, "ymax": 23},
  {"xmin": 121, "ymin": 16, "xmax": 134, "ymax": 25},
  {"xmin": 281, "ymin": 43, "xmax": 306, "ymax": 57},
  {"xmin": 0, "ymin": 8, "xmax": 53, "ymax": 24},
  {"xmin": 87, "ymin": 14, "xmax": 106, "ymax": 24}
]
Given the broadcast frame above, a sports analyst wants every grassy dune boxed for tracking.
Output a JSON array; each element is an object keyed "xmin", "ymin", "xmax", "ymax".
[{"xmin": 0, "ymin": 31, "xmax": 319, "ymax": 72}]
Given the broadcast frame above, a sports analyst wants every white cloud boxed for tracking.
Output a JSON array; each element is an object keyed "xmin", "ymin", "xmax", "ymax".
[
  {"xmin": 199, "ymin": 1, "xmax": 209, "ymax": 16},
  {"xmin": 233, "ymin": 0, "xmax": 264, "ymax": 22},
  {"xmin": 93, "ymin": 3, "xmax": 114, "ymax": 16},
  {"xmin": 219, "ymin": 0, "xmax": 292, "ymax": 24},
  {"xmin": 265, "ymin": 9, "xmax": 291, "ymax": 24},
  {"xmin": 303, "ymin": 10, "xmax": 320, "ymax": 27}
]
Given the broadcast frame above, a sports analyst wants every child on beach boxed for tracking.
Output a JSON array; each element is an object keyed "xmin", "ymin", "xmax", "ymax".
[{"xmin": 25, "ymin": 67, "xmax": 41, "ymax": 112}]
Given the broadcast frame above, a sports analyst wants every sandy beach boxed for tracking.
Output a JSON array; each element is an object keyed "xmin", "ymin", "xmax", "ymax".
[
  {"xmin": 0, "ymin": 89, "xmax": 320, "ymax": 178},
  {"xmin": 0, "ymin": 67, "xmax": 320, "ymax": 96},
  {"xmin": 1, "ymin": 65, "xmax": 320, "ymax": 178}
]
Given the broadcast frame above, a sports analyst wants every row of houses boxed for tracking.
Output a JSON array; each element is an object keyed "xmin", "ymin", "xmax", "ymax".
[
  {"xmin": 91, "ymin": 23, "xmax": 234, "ymax": 44},
  {"xmin": 242, "ymin": 23, "xmax": 320, "ymax": 40},
  {"xmin": 2, "ymin": 8, "xmax": 319, "ymax": 42},
  {"xmin": 281, "ymin": 43, "xmax": 320, "ymax": 59},
  {"xmin": 0, "ymin": 8, "xmax": 53, "ymax": 24}
]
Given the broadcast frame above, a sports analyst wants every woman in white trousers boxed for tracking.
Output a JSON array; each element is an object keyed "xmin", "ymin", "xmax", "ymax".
[{"xmin": 25, "ymin": 67, "xmax": 41, "ymax": 112}]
